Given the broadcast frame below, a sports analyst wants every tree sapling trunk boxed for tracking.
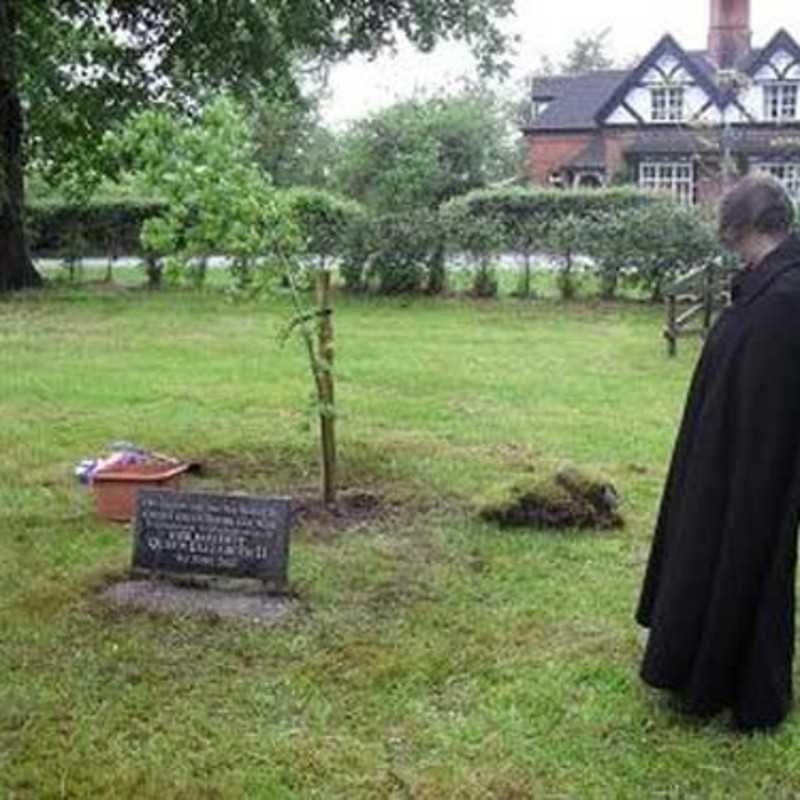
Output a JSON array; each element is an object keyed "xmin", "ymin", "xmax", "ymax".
[
  {"xmin": 285, "ymin": 264, "xmax": 338, "ymax": 507},
  {"xmin": 317, "ymin": 268, "xmax": 337, "ymax": 507}
]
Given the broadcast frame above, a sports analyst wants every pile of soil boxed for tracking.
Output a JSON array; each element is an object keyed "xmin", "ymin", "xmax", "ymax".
[{"xmin": 478, "ymin": 467, "xmax": 623, "ymax": 531}]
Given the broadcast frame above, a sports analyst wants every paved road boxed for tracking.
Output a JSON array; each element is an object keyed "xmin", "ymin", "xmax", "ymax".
[{"xmin": 36, "ymin": 253, "xmax": 593, "ymax": 273}]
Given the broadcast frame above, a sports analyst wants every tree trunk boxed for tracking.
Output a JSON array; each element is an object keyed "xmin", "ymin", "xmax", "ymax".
[
  {"xmin": 0, "ymin": 0, "xmax": 42, "ymax": 292},
  {"xmin": 600, "ymin": 266, "xmax": 618, "ymax": 300},
  {"xmin": 522, "ymin": 250, "xmax": 531, "ymax": 299}
]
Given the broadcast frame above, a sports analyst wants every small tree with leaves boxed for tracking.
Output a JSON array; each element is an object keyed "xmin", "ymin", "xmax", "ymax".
[{"xmin": 117, "ymin": 96, "xmax": 342, "ymax": 505}]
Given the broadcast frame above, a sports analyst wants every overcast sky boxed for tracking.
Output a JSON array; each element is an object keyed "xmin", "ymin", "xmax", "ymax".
[{"xmin": 321, "ymin": 0, "xmax": 800, "ymax": 126}]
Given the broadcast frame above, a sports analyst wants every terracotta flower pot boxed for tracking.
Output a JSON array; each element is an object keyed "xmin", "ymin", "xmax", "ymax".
[{"xmin": 91, "ymin": 462, "xmax": 190, "ymax": 523}]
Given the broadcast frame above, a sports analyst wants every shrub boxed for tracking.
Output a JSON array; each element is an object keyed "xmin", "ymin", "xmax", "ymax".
[
  {"xmin": 545, "ymin": 214, "xmax": 586, "ymax": 300},
  {"xmin": 340, "ymin": 210, "xmax": 446, "ymax": 295},
  {"xmin": 283, "ymin": 188, "xmax": 365, "ymax": 271},
  {"xmin": 446, "ymin": 186, "xmax": 724, "ymax": 300},
  {"xmin": 441, "ymin": 196, "xmax": 506, "ymax": 298},
  {"xmin": 585, "ymin": 202, "xmax": 722, "ymax": 301},
  {"xmin": 445, "ymin": 187, "xmax": 658, "ymax": 299}
]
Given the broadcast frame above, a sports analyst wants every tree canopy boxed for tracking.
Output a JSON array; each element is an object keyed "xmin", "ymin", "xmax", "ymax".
[
  {"xmin": 0, "ymin": 0, "xmax": 515, "ymax": 291},
  {"xmin": 532, "ymin": 29, "xmax": 616, "ymax": 79},
  {"xmin": 561, "ymin": 28, "xmax": 615, "ymax": 75},
  {"xmin": 333, "ymin": 84, "xmax": 520, "ymax": 214}
]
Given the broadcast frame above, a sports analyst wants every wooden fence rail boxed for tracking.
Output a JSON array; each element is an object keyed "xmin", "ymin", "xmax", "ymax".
[{"xmin": 664, "ymin": 262, "xmax": 734, "ymax": 357}]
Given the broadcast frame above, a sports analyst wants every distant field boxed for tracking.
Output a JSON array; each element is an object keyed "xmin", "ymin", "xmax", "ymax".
[{"xmin": 2, "ymin": 285, "xmax": 792, "ymax": 799}]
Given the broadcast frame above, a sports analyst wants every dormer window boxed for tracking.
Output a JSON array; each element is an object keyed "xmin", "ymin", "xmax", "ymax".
[
  {"xmin": 764, "ymin": 84, "xmax": 798, "ymax": 121},
  {"xmin": 651, "ymin": 87, "xmax": 685, "ymax": 122},
  {"xmin": 532, "ymin": 97, "xmax": 553, "ymax": 120}
]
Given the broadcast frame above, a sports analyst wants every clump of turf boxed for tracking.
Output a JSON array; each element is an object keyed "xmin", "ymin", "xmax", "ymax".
[{"xmin": 478, "ymin": 467, "xmax": 623, "ymax": 530}]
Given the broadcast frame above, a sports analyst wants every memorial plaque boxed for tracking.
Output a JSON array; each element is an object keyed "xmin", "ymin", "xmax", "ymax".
[{"xmin": 133, "ymin": 490, "xmax": 291, "ymax": 583}]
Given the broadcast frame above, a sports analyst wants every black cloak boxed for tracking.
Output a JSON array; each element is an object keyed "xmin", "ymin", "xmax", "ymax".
[{"xmin": 637, "ymin": 233, "xmax": 800, "ymax": 732}]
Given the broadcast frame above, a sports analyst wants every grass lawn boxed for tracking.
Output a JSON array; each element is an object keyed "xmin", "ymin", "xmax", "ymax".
[{"xmin": 2, "ymin": 283, "xmax": 797, "ymax": 799}]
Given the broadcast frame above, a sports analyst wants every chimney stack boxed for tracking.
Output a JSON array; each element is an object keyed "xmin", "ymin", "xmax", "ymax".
[{"xmin": 709, "ymin": 0, "xmax": 752, "ymax": 68}]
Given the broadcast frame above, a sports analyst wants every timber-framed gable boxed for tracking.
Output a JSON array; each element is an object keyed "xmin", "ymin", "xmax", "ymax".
[{"xmin": 523, "ymin": 1, "xmax": 800, "ymax": 203}]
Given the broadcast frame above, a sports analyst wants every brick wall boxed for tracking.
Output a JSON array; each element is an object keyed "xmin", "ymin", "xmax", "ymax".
[
  {"xmin": 604, "ymin": 132, "xmax": 636, "ymax": 181},
  {"xmin": 526, "ymin": 131, "xmax": 642, "ymax": 185},
  {"xmin": 526, "ymin": 133, "xmax": 593, "ymax": 185}
]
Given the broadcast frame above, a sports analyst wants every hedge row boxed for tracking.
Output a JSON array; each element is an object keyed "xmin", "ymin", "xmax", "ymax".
[
  {"xmin": 437, "ymin": 187, "xmax": 724, "ymax": 301},
  {"xmin": 26, "ymin": 187, "xmax": 658, "ymax": 259},
  {"xmin": 26, "ymin": 187, "xmax": 726, "ymax": 302},
  {"xmin": 341, "ymin": 189, "xmax": 723, "ymax": 300},
  {"xmin": 455, "ymin": 186, "xmax": 657, "ymax": 226},
  {"xmin": 27, "ymin": 199, "xmax": 166, "ymax": 257}
]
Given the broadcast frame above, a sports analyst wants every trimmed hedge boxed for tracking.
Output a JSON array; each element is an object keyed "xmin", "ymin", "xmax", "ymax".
[
  {"xmin": 283, "ymin": 188, "xmax": 366, "ymax": 268},
  {"xmin": 27, "ymin": 189, "xmax": 366, "ymax": 264},
  {"xmin": 454, "ymin": 186, "xmax": 658, "ymax": 230},
  {"xmin": 26, "ymin": 184, "xmax": 727, "ymax": 302},
  {"xmin": 27, "ymin": 199, "xmax": 165, "ymax": 257},
  {"xmin": 443, "ymin": 187, "xmax": 721, "ymax": 301}
]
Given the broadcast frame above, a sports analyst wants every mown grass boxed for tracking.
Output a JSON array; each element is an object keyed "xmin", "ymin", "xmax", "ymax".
[{"xmin": 2, "ymin": 283, "xmax": 798, "ymax": 799}]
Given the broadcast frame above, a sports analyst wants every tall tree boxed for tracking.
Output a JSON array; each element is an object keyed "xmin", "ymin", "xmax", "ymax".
[
  {"xmin": 1, "ymin": 2, "xmax": 40, "ymax": 290},
  {"xmin": 0, "ymin": 0, "xmax": 514, "ymax": 292},
  {"xmin": 561, "ymin": 28, "xmax": 615, "ymax": 75},
  {"xmin": 518, "ymin": 31, "xmax": 616, "ymax": 129},
  {"xmin": 252, "ymin": 91, "xmax": 340, "ymax": 189},
  {"xmin": 334, "ymin": 84, "xmax": 519, "ymax": 213}
]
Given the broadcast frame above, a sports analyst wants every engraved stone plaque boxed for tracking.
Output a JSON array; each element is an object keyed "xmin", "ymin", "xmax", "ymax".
[{"xmin": 132, "ymin": 490, "xmax": 291, "ymax": 583}]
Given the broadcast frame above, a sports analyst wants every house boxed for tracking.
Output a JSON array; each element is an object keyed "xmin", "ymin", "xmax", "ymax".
[{"xmin": 523, "ymin": 0, "xmax": 800, "ymax": 204}]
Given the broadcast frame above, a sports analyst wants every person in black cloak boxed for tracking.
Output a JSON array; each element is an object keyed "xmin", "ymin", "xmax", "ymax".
[{"xmin": 637, "ymin": 175, "xmax": 800, "ymax": 733}]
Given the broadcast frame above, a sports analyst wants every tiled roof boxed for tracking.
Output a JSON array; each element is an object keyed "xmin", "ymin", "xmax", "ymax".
[
  {"xmin": 525, "ymin": 70, "xmax": 629, "ymax": 131},
  {"xmin": 524, "ymin": 36, "xmax": 792, "ymax": 135},
  {"xmin": 686, "ymin": 48, "xmax": 764, "ymax": 75},
  {"xmin": 524, "ymin": 48, "xmax": 771, "ymax": 134},
  {"xmin": 625, "ymin": 129, "xmax": 719, "ymax": 155},
  {"xmin": 625, "ymin": 127, "xmax": 800, "ymax": 156},
  {"xmin": 685, "ymin": 50, "xmax": 717, "ymax": 75},
  {"xmin": 732, "ymin": 128, "xmax": 800, "ymax": 155}
]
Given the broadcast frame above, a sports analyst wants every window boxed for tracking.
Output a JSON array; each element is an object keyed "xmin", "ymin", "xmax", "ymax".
[
  {"xmin": 763, "ymin": 84, "xmax": 798, "ymax": 121},
  {"xmin": 639, "ymin": 162, "xmax": 694, "ymax": 205},
  {"xmin": 651, "ymin": 87, "xmax": 685, "ymax": 122},
  {"xmin": 753, "ymin": 163, "xmax": 800, "ymax": 201},
  {"xmin": 532, "ymin": 100, "xmax": 551, "ymax": 119}
]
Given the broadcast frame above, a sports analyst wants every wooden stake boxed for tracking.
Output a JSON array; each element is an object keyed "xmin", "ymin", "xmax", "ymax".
[{"xmin": 317, "ymin": 269, "xmax": 336, "ymax": 506}]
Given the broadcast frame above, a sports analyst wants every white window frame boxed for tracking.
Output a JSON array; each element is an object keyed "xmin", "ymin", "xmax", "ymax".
[
  {"xmin": 753, "ymin": 162, "xmax": 800, "ymax": 202},
  {"xmin": 763, "ymin": 83, "xmax": 799, "ymax": 121},
  {"xmin": 651, "ymin": 87, "xmax": 685, "ymax": 122},
  {"xmin": 639, "ymin": 161, "xmax": 694, "ymax": 205}
]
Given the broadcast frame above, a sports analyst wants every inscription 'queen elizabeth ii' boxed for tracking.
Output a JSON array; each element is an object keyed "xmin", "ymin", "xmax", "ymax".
[{"xmin": 133, "ymin": 489, "xmax": 291, "ymax": 582}]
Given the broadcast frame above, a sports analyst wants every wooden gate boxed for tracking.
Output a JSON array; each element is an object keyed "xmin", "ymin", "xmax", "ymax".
[{"xmin": 664, "ymin": 262, "xmax": 733, "ymax": 357}]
